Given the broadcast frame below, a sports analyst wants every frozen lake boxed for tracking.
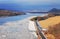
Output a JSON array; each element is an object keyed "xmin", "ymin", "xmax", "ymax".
[{"xmin": 0, "ymin": 13, "xmax": 48, "ymax": 39}]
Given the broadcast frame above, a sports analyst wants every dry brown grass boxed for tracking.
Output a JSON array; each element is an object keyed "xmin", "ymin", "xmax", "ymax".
[
  {"xmin": 39, "ymin": 16, "xmax": 60, "ymax": 39},
  {"xmin": 47, "ymin": 23, "xmax": 60, "ymax": 39},
  {"xmin": 39, "ymin": 16, "xmax": 60, "ymax": 29}
]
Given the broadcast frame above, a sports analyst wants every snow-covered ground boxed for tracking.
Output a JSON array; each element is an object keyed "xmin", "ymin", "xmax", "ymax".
[{"xmin": 0, "ymin": 17, "xmax": 37, "ymax": 39}]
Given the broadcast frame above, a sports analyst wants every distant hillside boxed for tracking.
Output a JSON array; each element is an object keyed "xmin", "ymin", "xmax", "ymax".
[
  {"xmin": 0, "ymin": 9, "xmax": 25, "ymax": 17},
  {"xmin": 48, "ymin": 8, "xmax": 60, "ymax": 14}
]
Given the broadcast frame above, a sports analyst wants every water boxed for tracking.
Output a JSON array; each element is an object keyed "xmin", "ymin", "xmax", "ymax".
[{"xmin": 0, "ymin": 13, "xmax": 47, "ymax": 25}]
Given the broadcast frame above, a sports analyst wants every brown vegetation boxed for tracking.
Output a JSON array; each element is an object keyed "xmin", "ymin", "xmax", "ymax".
[
  {"xmin": 44, "ymin": 23, "xmax": 60, "ymax": 39},
  {"xmin": 39, "ymin": 16, "xmax": 60, "ymax": 39},
  {"xmin": 39, "ymin": 16, "xmax": 60, "ymax": 29}
]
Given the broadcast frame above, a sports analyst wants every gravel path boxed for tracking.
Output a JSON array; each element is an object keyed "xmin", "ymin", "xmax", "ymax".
[{"xmin": 0, "ymin": 18, "xmax": 37, "ymax": 39}]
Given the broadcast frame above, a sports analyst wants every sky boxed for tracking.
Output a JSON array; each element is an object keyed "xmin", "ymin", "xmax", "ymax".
[
  {"xmin": 0, "ymin": 0, "xmax": 60, "ymax": 11},
  {"xmin": 0, "ymin": 0, "xmax": 59, "ymax": 5}
]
